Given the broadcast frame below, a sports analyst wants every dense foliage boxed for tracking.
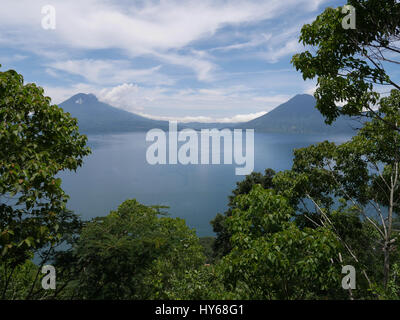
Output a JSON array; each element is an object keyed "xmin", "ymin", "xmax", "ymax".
[
  {"xmin": 2, "ymin": 0, "xmax": 400, "ymax": 300},
  {"xmin": 0, "ymin": 66, "xmax": 90, "ymax": 299},
  {"xmin": 292, "ymin": 0, "xmax": 400, "ymax": 126},
  {"xmin": 68, "ymin": 199, "xmax": 205, "ymax": 299}
]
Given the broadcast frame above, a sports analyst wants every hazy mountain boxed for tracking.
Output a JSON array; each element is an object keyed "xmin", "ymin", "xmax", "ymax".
[
  {"xmin": 58, "ymin": 93, "xmax": 360, "ymax": 135},
  {"xmin": 59, "ymin": 93, "xmax": 169, "ymax": 134},
  {"xmin": 239, "ymin": 94, "xmax": 360, "ymax": 134}
]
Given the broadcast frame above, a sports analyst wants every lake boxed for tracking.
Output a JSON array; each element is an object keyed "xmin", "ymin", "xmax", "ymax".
[{"xmin": 58, "ymin": 132, "xmax": 351, "ymax": 236}]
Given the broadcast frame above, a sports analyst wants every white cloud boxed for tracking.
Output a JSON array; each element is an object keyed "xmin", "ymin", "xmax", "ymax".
[
  {"xmin": 43, "ymin": 83, "xmax": 100, "ymax": 104},
  {"xmin": 0, "ymin": 54, "xmax": 28, "ymax": 64},
  {"xmin": 210, "ymin": 33, "xmax": 273, "ymax": 52},
  {"xmin": 255, "ymin": 22, "xmax": 309, "ymax": 63},
  {"xmin": 0, "ymin": 0, "xmax": 328, "ymax": 80},
  {"xmin": 136, "ymin": 111, "xmax": 268, "ymax": 123},
  {"xmin": 47, "ymin": 59, "xmax": 173, "ymax": 85},
  {"xmin": 98, "ymin": 83, "xmax": 167, "ymax": 112},
  {"xmin": 263, "ymin": 39, "xmax": 303, "ymax": 63},
  {"xmin": 2, "ymin": 0, "xmax": 333, "ymax": 121},
  {"xmin": 304, "ymin": 84, "xmax": 317, "ymax": 95},
  {"xmin": 92, "ymin": 83, "xmax": 289, "ymax": 120},
  {"xmin": 152, "ymin": 52, "xmax": 216, "ymax": 82},
  {"xmin": 42, "ymin": 81, "xmax": 283, "ymax": 122}
]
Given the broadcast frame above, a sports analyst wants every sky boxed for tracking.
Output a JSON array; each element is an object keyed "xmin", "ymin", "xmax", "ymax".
[{"xmin": 0, "ymin": 0, "xmax": 346, "ymax": 123}]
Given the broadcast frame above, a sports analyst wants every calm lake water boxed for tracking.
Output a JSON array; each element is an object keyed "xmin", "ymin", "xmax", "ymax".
[{"xmin": 58, "ymin": 132, "xmax": 351, "ymax": 236}]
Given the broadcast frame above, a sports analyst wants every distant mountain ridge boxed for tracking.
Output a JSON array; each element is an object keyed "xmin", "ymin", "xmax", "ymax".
[
  {"xmin": 59, "ymin": 93, "xmax": 359, "ymax": 135},
  {"xmin": 59, "ymin": 93, "xmax": 169, "ymax": 134},
  {"xmin": 239, "ymin": 94, "xmax": 359, "ymax": 134}
]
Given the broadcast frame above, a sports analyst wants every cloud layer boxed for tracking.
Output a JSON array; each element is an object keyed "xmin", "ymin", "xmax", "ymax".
[{"xmin": 0, "ymin": 0, "xmax": 339, "ymax": 122}]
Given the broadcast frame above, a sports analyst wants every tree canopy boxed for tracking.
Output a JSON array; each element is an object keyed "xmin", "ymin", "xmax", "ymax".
[
  {"xmin": 0, "ymin": 66, "xmax": 90, "ymax": 271},
  {"xmin": 0, "ymin": 66, "xmax": 90, "ymax": 299},
  {"xmin": 69, "ymin": 199, "xmax": 205, "ymax": 299},
  {"xmin": 292, "ymin": 0, "xmax": 400, "ymax": 127}
]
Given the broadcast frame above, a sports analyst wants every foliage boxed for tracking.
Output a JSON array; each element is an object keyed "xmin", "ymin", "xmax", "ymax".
[
  {"xmin": 268, "ymin": 91, "xmax": 400, "ymax": 296},
  {"xmin": 216, "ymin": 186, "xmax": 343, "ymax": 299},
  {"xmin": 0, "ymin": 259, "xmax": 39, "ymax": 300},
  {"xmin": 370, "ymin": 263, "xmax": 400, "ymax": 299},
  {"xmin": 199, "ymin": 237, "xmax": 216, "ymax": 264},
  {"xmin": 0, "ymin": 65, "xmax": 90, "ymax": 300},
  {"xmin": 165, "ymin": 264, "xmax": 257, "ymax": 300},
  {"xmin": 0, "ymin": 66, "xmax": 90, "ymax": 267},
  {"xmin": 211, "ymin": 169, "xmax": 275, "ymax": 259},
  {"xmin": 292, "ymin": 0, "xmax": 400, "ymax": 126},
  {"xmin": 204, "ymin": 91, "xmax": 400, "ymax": 299},
  {"xmin": 3, "ymin": 0, "xmax": 400, "ymax": 300},
  {"xmin": 69, "ymin": 199, "xmax": 205, "ymax": 299}
]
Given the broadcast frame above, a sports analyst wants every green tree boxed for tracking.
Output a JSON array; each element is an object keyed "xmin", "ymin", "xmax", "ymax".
[
  {"xmin": 0, "ymin": 260, "xmax": 40, "ymax": 300},
  {"xmin": 199, "ymin": 237, "xmax": 216, "ymax": 264},
  {"xmin": 217, "ymin": 185, "xmax": 343, "ymax": 299},
  {"xmin": 70, "ymin": 199, "xmax": 205, "ymax": 300},
  {"xmin": 205, "ymin": 92, "xmax": 400, "ymax": 300},
  {"xmin": 211, "ymin": 169, "xmax": 275, "ymax": 259},
  {"xmin": 292, "ymin": 0, "xmax": 400, "ymax": 128},
  {"xmin": 273, "ymin": 91, "xmax": 400, "ymax": 295},
  {"xmin": 0, "ymin": 66, "xmax": 90, "ymax": 298}
]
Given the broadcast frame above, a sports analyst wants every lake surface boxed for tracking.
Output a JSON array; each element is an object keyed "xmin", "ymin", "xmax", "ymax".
[{"xmin": 58, "ymin": 132, "xmax": 351, "ymax": 236}]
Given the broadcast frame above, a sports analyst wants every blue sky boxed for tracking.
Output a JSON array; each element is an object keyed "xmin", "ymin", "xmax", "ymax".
[{"xmin": 0, "ymin": 0, "xmax": 346, "ymax": 122}]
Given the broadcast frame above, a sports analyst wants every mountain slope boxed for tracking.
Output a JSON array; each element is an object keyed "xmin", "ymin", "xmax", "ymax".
[
  {"xmin": 58, "ymin": 93, "xmax": 360, "ymax": 135},
  {"xmin": 241, "ymin": 94, "xmax": 359, "ymax": 134},
  {"xmin": 59, "ymin": 93, "xmax": 169, "ymax": 133}
]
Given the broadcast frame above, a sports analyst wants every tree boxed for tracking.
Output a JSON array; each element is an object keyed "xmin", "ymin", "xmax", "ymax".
[
  {"xmin": 0, "ymin": 66, "xmax": 90, "ymax": 297},
  {"xmin": 205, "ymin": 92, "xmax": 400, "ymax": 299},
  {"xmin": 211, "ymin": 169, "xmax": 275, "ymax": 259},
  {"xmin": 70, "ymin": 199, "xmax": 205, "ymax": 300},
  {"xmin": 275, "ymin": 91, "xmax": 400, "ymax": 294},
  {"xmin": 0, "ymin": 260, "xmax": 40, "ymax": 300},
  {"xmin": 292, "ymin": 0, "xmax": 400, "ymax": 128},
  {"xmin": 199, "ymin": 237, "xmax": 216, "ymax": 264},
  {"xmin": 287, "ymin": 0, "xmax": 400, "ymax": 297},
  {"xmin": 217, "ymin": 185, "xmax": 343, "ymax": 299}
]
